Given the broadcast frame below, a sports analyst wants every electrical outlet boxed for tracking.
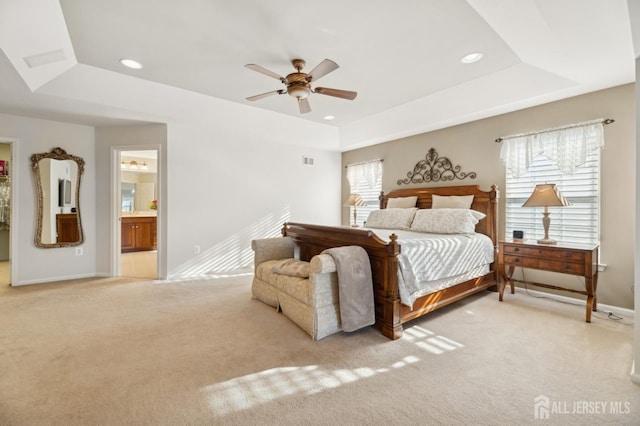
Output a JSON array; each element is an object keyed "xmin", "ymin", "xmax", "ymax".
[
  {"xmin": 194, "ymin": 245, "xmax": 201, "ymax": 254},
  {"xmin": 75, "ymin": 247, "xmax": 83, "ymax": 256}
]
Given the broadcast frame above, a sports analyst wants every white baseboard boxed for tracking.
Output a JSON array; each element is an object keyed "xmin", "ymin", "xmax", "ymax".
[
  {"xmin": 12, "ymin": 272, "xmax": 99, "ymax": 286},
  {"xmin": 512, "ymin": 286, "xmax": 635, "ymax": 319}
]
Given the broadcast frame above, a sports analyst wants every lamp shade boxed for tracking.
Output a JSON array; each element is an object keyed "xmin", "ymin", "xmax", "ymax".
[
  {"xmin": 521, "ymin": 183, "xmax": 570, "ymax": 244},
  {"xmin": 345, "ymin": 194, "xmax": 366, "ymax": 207},
  {"xmin": 522, "ymin": 184, "xmax": 571, "ymax": 208}
]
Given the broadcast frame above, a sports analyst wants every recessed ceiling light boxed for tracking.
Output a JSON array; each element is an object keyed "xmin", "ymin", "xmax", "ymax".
[
  {"xmin": 323, "ymin": 115, "xmax": 335, "ymax": 121},
  {"xmin": 461, "ymin": 52, "xmax": 483, "ymax": 64},
  {"xmin": 119, "ymin": 58, "xmax": 143, "ymax": 69}
]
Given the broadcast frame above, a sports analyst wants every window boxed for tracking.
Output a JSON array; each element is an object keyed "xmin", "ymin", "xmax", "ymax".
[
  {"xmin": 502, "ymin": 121, "xmax": 603, "ymax": 246},
  {"xmin": 505, "ymin": 151, "xmax": 599, "ymax": 245},
  {"xmin": 346, "ymin": 160, "xmax": 383, "ymax": 226}
]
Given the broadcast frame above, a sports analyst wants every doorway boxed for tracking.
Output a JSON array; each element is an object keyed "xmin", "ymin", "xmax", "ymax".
[{"xmin": 118, "ymin": 149, "xmax": 159, "ymax": 279}]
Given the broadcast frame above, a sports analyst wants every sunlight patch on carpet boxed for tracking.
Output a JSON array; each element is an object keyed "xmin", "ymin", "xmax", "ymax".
[
  {"xmin": 202, "ymin": 356, "xmax": 420, "ymax": 415},
  {"xmin": 403, "ymin": 325, "xmax": 464, "ymax": 354}
]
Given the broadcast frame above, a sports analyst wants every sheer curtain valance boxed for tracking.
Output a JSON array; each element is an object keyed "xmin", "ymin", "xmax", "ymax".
[
  {"xmin": 346, "ymin": 160, "xmax": 383, "ymax": 189},
  {"xmin": 500, "ymin": 120, "xmax": 605, "ymax": 178}
]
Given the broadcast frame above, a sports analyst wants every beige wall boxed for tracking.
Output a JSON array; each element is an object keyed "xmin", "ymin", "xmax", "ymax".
[
  {"xmin": 0, "ymin": 113, "xmax": 96, "ymax": 285},
  {"xmin": 342, "ymin": 84, "xmax": 635, "ymax": 310}
]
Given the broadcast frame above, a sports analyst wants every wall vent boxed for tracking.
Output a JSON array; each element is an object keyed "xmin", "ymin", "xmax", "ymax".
[{"xmin": 23, "ymin": 49, "xmax": 66, "ymax": 68}]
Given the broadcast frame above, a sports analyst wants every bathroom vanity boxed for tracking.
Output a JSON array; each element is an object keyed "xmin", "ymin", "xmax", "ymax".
[{"xmin": 121, "ymin": 215, "xmax": 157, "ymax": 252}]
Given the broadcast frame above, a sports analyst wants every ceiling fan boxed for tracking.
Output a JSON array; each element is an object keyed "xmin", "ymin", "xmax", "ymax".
[{"xmin": 245, "ymin": 58, "xmax": 357, "ymax": 114}]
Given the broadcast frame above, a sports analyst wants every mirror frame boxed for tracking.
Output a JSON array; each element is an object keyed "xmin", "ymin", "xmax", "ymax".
[{"xmin": 30, "ymin": 147, "xmax": 85, "ymax": 248}]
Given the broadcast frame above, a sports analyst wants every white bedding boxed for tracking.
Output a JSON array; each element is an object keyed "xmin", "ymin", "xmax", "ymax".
[{"xmin": 366, "ymin": 229, "xmax": 495, "ymax": 307}]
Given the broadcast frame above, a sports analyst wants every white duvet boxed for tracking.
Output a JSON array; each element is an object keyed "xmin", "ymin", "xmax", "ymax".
[{"xmin": 368, "ymin": 229, "xmax": 495, "ymax": 307}]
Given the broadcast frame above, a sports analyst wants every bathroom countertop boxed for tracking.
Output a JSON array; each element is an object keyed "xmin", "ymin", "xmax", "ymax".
[{"xmin": 121, "ymin": 211, "xmax": 157, "ymax": 217}]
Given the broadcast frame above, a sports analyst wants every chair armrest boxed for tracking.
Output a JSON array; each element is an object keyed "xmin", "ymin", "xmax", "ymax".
[
  {"xmin": 310, "ymin": 254, "xmax": 337, "ymax": 274},
  {"xmin": 251, "ymin": 237, "xmax": 295, "ymax": 267},
  {"xmin": 309, "ymin": 254, "xmax": 338, "ymax": 308}
]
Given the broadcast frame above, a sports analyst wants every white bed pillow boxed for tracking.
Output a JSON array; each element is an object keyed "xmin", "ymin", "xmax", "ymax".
[
  {"xmin": 431, "ymin": 194, "xmax": 474, "ymax": 209},
  {"xmin": 410, "ymin": 208, "xmax": 486, "ymax": 234},
  {"xmin": 366, "ymin": 208, "xmax": 418, "ymax": 229},
  {"xmin": 387, "ymin": 196, "xmax": 418, "ymax": 208}
]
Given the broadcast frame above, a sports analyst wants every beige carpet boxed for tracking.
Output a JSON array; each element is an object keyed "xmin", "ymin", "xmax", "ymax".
[{"xmin": 0, "ymin": 273, "xmax": 638, "ymax": 425}]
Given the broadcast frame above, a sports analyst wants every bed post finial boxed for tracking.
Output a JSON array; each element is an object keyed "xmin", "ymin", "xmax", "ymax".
[{"xmin": 388, "ymin": 233, "xmax": 400, "ymax": 255}]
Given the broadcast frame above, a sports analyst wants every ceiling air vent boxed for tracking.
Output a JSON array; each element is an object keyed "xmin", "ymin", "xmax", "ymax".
[{"xmin": 23, "ymin": 49, "xmax": 66, "ymax": 68}]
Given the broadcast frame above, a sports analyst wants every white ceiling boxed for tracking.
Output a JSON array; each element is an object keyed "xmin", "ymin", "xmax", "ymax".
[{"xmin": 0, "ymin": 0, "xmax": 637, "ymax": 151}]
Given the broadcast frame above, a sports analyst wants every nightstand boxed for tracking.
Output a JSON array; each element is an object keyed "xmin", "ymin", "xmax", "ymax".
[{"xmin": 498, "ymin": 240, "xmax": 599, "ymax": 322}]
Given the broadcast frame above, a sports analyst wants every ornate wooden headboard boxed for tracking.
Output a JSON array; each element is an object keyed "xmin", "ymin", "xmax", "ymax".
[{"xmin": 380, "ymin": 184, "xmax": 499, "ymax": 247}]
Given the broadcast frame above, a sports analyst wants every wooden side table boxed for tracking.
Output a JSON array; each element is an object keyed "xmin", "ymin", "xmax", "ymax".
[{"xmin": 498, "ymin": 240, "xmax": 599, "ymax": 322}]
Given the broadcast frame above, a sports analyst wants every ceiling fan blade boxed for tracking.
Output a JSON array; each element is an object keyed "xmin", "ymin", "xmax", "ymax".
[
  {"xmin": 307, "ymin": 59, "xmax": 339, "ymax": 82},
  {"xmin": 314, "ymin": 87, "xmax": 357, "ymax": 100},
  {"xmin": 244, "ymin": 64, "xmax": 285, "ymax": 82},
  {"xmin": 246, "ymin": 90, "xmax": 283, "ymax": 101},
  {"xmin": 298, "ymin": 98, "xmax": 311, "ymax": 114}
]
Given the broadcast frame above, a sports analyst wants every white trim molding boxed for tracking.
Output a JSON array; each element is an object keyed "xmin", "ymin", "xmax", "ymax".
[{"xmin": 512, "ymin": 286, "xmax": 634, "ymax": 320}]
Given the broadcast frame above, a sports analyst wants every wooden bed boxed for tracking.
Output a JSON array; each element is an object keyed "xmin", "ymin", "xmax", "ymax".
[{"xmin": 282, "ymin": 184, "xmax": 499, "ymax": 340}]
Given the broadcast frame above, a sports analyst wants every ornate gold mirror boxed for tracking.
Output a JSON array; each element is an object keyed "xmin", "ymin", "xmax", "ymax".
[{"xmin": 31, "ymin": 147, "xmax": 85, "ymax": 248}]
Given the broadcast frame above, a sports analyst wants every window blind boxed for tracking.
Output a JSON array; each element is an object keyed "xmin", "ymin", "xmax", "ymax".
[
  {"xmin": 505, "ymin": 151, "xmax": 599, "ymax": 245},
  {"xmin": 346, "ymin": 160, "xmax": 383, "ymax": 226},
  {"xmin": 349, "ymin": 175, "xmax": 382, "ymax": 226}
]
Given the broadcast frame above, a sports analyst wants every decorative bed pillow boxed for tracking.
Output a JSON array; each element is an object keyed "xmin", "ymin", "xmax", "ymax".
[
  {"xmin": 410, "ymin": 208, "xmax": 486, "ymax": 234},
  {"xmin": 431, "ymin": 194, "xmax": 474, "ymax": 209},
  {"xmin": 366, "ymin": 208, "xmax": 418, "ymax": 229},
  {"xmin": 387, "ymin": 196, "xmax": 418, "ymax": 208},
  {"xmin": 271, "ymin": 259, "xmax": 310, "ymax": 278}
]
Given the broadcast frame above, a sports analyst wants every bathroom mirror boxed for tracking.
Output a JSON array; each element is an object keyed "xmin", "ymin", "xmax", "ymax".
[
  {"xmin": 31, "ymin": 147, "xmax": 85, "ymax": 248},
  {"xmin": 120, "ymin": 181, "xmax": 155, "ymax": 213},
  {"xmin": 121, "ymin": 182, "xmax": 135, "ymax": 212}
]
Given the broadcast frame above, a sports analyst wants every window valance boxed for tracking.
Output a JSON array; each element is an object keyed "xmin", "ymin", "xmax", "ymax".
[
  {"xmin": 346, "ymin": 160, "xmax": 383, "ymax": 189},
  {"xmin": 499, "ymin": 119, "xmax": 606, "ymax": 178}
]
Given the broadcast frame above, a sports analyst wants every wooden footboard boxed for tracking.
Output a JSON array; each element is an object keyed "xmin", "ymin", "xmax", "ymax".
[
  {"xmin": 283, "ymin": 222, "xmax": 405, "ymax": 339},
  {"xmin": 283, "ymin": 184, "xmax": 499, "ymax": 340}
]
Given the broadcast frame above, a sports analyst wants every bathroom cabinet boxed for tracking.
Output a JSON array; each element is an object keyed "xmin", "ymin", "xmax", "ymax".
[
  {"xmin": 56, "ymin": 213, "xmax": 79, "ymax": 243},
  {"xmin": 121, "ymin": 216, "xmax": 156, "ymax": 252}
]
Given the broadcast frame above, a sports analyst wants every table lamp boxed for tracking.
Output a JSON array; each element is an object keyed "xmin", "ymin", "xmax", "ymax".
[
  {"xmin": 345, "ymin": 193, "xmax": 366, "ymax": 227},
  {"xmin": 522, "ymin": 183, "xmax": 571, "ymax": 244}
]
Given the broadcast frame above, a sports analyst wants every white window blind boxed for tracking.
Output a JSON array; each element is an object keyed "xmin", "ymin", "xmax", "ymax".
[
  {"xmin": 346, "ymin": 160, "xmax": 383, "ymax": 226},
  {"xmin": 504, "ymin": 138, "xmax": 601, "ymax": 246}
]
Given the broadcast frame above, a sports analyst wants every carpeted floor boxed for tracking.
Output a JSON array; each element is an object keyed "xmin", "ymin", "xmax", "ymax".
[{"xmin": 0, "ymin": 273, "xmax": 638, "ymax": 425}]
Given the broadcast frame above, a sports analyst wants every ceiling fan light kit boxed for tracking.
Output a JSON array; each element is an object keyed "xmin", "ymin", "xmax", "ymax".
[
  {"xmin": 288, "ymin": 83, "xmax": 310, "ymax": 99},
  {"xmin": 245, "ymin": 58, "xmax": 357, "ymax": 114}
]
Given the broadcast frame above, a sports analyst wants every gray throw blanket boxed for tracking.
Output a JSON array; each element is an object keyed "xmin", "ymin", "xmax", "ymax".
[{"xmin": 322, "ymin": 246, "xmax": 375, "ymax": 332}]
